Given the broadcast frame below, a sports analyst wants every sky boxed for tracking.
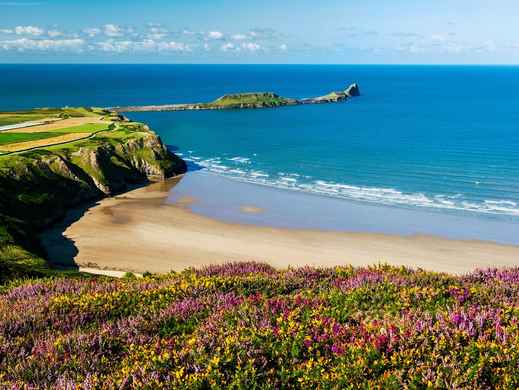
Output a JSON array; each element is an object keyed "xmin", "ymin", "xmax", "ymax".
[{"xmin": 1, "ymin": 0, "xmax": 518, "ymax": 64}]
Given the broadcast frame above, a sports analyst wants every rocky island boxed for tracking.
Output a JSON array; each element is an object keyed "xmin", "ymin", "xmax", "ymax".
[{"xmin": 113, "ymin": 83, "xmax": 360, "ymax": 112}]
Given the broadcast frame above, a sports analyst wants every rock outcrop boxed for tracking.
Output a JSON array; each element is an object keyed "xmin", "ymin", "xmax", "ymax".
[{"xmin": 345, "ymin": 83, "xmax": 360, "ymax": 97}]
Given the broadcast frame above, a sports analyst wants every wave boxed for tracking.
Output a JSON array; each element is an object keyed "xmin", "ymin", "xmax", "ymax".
[{"xmin": 182, "ymin": 152, "xmax": 519, "ymax": 217}]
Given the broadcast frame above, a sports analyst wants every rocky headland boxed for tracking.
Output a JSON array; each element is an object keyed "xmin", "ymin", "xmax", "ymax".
[
  {"xmin": 0, "ymin": 108, "xmax": 186, "ymax": 281},
  {"xmin": 112, "ymin": 83, "xmax": 360, "ymax": 113}
]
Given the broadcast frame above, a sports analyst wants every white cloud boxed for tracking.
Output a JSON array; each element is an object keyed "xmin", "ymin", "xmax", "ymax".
[
  {"xmin": 149, "ymin": 26, "xmax": 166, "ymax": 34},
  {"xmin": 14, "ymin": 25, "xmax": 44, "ymax": 36},
  {"xmin": 103, "ymin": 24, "xmax": 123, "ymax": 37},
  {"xmin": 82, "ymin": 27, "xmax": 100, "ymax": 37},
  {"xmin": 47, "ymin": 30, "xmax": 62, "ymax": 38},
  {"xmin": 208, "ymin": 31, "xmax": 223, "ymax": 39},
  {"xmin": 404, "ymin": 32, "xmax": 500, "ymax": 55},
  {"xmin": 241, "ymin": 42, "xmax": 260, "ymax": 51},
  {"xmin": 147, "ymin": 26, "xmax": 167, "ymax": 40},
  {"xmin": 147, "ymin": 33, "xmax": 166, "ymax": 40},
  {"xmin": 220, "ymin": 41, "xmax": 261, "ymax": 52},
  {"xmin": 0, "ymin": 24, "xmax": 293, "ymax": 56},
  {"xmin": 96, "ymin": 39, "xmax": 131, "ymax": 53},
  {"xmin": 0, "ymin": 37, "xmax": 84, "ymax": 51},
  {"xmin": 232, "ymin": 34, "xmax": 247, "ymax": 41},
  {"xmin": 96, "ymin": 38, "xmax": 190, "ymax": 53},
  {"xmin": 472, "ymin": 40, "xmax": 497, "ymax": 54},
  {"xmin": 220, "ymin": 42, "xmax": 234, "ymax": 51},
  {"xmin": 155, "ymin": 41, "xmax": 190, "ymax": 52}
]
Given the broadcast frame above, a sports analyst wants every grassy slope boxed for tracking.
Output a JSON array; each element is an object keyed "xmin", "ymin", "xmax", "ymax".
[
  {"xmin": 208, "ymin": 92, "xmax": 291, "ymax": 107},
  {"xmin": 0, "ymin": 220, "xmax": 49, "ymax": 284},
  {"xmin": 0, "ymin": 108, "xmax": 185, "ymax": 283},
  {"xmin": 0, "ymin": 109, "xmax": 104, "ymax": 281}
]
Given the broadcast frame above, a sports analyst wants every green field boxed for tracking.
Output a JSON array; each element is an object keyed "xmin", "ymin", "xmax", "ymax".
[
  {"xmin": 0, "ymin": 107, "xmax": 103, "ymax": 126},
  {"xmin": 52, "ymin": 123, "xmax": 110, "ymax": 133},
  {"xmin": 0, "ymin": 132, "xmax": 63, "ymax": 146},
  {"xmin": 0, "ymin": 114, "xmax": 51, "ymax": 127},
  {"xmin": 209, "ymin": 92, "xmax": 290, "ymax": 107},
  {"xmin": 0, "ymin": 123, "xmax": 110, "ymax": 152}
]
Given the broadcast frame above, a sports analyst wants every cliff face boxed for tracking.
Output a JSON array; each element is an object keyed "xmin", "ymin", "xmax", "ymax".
[
  {"xmin": 0, "ymin": 127, "xmax": 185, "ymax": 227},
  {"xmin": 0, "ymin": 118, "xmax": 186, "ymax": 281}
]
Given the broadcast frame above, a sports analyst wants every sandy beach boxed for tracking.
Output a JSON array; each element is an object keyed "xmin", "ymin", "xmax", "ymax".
[{"xmin": 41, "ymin": 176, "xmax": 519, "ymax": 275}]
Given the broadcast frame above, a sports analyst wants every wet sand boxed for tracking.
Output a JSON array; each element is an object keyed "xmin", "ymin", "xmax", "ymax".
[{"xmin": 41, "ymin": 177, "xmax": 519, "ymax": 275}]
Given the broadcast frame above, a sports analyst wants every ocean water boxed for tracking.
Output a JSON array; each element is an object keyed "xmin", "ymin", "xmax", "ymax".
[{"xmin": 1, "ymin": 64, "xmax": 519, "ymax": 222}]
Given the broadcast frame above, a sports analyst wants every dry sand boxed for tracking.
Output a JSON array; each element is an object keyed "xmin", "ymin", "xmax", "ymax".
[{"xmin": 42, "ymin": 179, "xmax": 519, "ymax": 275}]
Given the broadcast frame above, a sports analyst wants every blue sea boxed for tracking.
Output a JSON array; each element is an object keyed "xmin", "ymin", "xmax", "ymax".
[{"xmin": 2, "ymin": 64, "xmax": 519, "ymax": 237}]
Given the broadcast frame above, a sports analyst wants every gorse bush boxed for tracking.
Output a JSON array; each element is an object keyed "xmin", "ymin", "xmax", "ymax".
[{"xmin": 1, "ymin": 262, "xmax": 519, "ymax": 388}]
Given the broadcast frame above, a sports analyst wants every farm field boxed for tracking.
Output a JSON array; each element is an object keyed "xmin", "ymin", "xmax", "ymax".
[
  {"xmin": 0, "ymin": 111, "xmax": 113, "ymax": 154},
  {"xmin": 0, "ymin": 132, "xmax": 63, "ymax": 146},
  {"xmin": 0, "ymin": 108, "xmax": 100, "ymax": 126}
]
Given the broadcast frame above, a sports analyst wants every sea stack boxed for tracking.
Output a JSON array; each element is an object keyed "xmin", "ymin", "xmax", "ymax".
[{"xmin": 345, "ymin": 83, "xmax": 360, "ymax": 97}]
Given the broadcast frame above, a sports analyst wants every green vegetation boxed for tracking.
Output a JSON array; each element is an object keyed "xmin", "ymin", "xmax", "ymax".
[
  {"xmin": 116, "ymin": 83, "xmax": 360, "ymax": 113},
  {"xmin": 2, "ymin": 262, "xmax": 519, "ymax": 388},
  {"xmin": 51, "ymin": 123, "xmax": 110, "ymax": 133},
  {"xmin": 1, "ymin": 102, "xmax": 518, "ymax": 388},
  {"xmin": 206, "ymin": 92, "xmax": 295, "ymax": 108},
  {"xmin": 0, "ymin": 131, "xmax": 63, "ymax": 146},
  {"xmin": 0, "ymin": 107, "xmax": 97, "ymax": 126},
  {"xmin": 0, "ymin": 122, "xmax": 110, "ymax": 154},
  {"xmin": 0, "ymin": 219, "xmax": 50, "ymax": 284},
  {"xmin": 0, "ymin": 114, "xmax": 49, "ymax": 126},
  {"xmin": 0, "ymin": 107, "xmax": 186, "ymax": 283}
]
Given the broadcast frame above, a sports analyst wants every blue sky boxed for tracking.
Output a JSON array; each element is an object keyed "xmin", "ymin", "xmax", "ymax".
[{"xmin": 1, "ymin": 0, "xmax": 518, "ymax": 64}]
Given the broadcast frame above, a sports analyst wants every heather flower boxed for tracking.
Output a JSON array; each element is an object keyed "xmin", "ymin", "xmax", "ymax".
[{"xmin": 1, "ymin": 262, "xmax": 519, "ymax": 388}]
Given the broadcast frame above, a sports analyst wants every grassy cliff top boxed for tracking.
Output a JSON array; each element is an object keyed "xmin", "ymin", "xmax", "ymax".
[
  {"xmin": 0, "ymin": 107, "xmax": 185, "ymax": 284},
  {"xmin": 0, "ymin": 108, "xmax": 127, "ymax": 155},
  {"xmin": 0, "ymin": 107, "xmax": 108, "ymax": 126},
  {"xmin": 208, "ymin": 92, "xmax": 293, "ymax": 107}
]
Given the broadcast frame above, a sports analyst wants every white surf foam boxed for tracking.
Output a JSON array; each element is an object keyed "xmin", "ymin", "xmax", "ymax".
[{"xmin": 182, "ymin": 152, "xmax": 519, "ymax": 217}]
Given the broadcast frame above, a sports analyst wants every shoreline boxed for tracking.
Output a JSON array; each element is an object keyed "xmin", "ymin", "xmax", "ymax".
[
  {"xmin": 41, "ymin": 172, "xmax": 519, "ymax": 275},
  {"xmin": 167, "ymin": 170, "xmax": 519, "ymax": 246}
]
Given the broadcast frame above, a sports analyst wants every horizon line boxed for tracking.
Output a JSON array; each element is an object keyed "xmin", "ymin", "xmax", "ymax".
[{"xmin": 1, "ymin": 63, "xmax": 519, "ymax": 67}]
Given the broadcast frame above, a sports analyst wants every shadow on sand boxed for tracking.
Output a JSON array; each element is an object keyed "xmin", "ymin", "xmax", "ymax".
[
  {"xmin": 40, "ymin": 175, "xmax": 190, "ymax": 272},
  {"xmin": 40, "ymin": 147, "xmax": 199, "ymax": 272},
  {"xmin": 39, "ymin": 199, "xmax": 98, "ymax": 271}
]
